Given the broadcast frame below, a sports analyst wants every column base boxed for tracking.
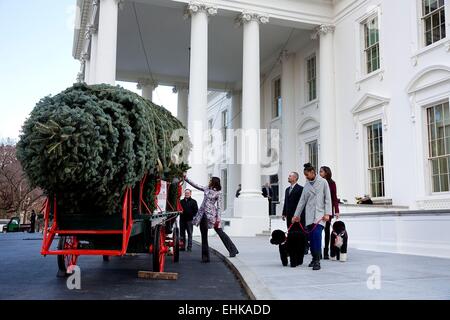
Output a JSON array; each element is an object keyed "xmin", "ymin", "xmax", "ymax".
[{"xmin": 220, "ymin": 197, "xmax": 269, "ymax": 236}]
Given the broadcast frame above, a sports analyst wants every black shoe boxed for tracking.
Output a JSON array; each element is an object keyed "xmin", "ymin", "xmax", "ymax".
[
  {"xmin": 323, "ymin": 248, "xmax": 329, "ymax": 260},
  {"xmin": 312, "ymin": 261, "xmax": 321, "ymax": 270},
  {"xmin": 308, "ymin": 259, "xmax": 315, "ymax": 267},
  {"xmin": 187, "ymin": 247, "xmax": 192, "ymax": 252}
]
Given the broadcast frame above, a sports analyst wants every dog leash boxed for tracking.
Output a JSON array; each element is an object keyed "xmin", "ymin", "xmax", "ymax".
[{"xmin": 287, "ymin": 218, "xmax": 325, "ymax": 235}]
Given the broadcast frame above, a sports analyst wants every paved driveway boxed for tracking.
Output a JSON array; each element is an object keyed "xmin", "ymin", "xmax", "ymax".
[{"xmin": 0, "ymin": 233, "xmax": 248, "ymax": 300}]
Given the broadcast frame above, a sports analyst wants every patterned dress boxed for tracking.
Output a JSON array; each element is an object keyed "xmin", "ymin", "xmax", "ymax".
[{"xmin": 185, "ymin": 178, "xmax": 223, "ymax": 229}]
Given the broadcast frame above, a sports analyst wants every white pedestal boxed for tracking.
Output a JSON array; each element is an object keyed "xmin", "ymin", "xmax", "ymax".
[{"xmin": 221, "ymin": 197, "xmax": 269, "ymax": 237}]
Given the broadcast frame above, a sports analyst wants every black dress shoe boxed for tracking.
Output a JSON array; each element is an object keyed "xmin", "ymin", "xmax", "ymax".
[
  {"xmin": 323, "ymin": 248, "xmax": 329, "ymax": 260},
  {"xmin": 312, "ymin": 261, "xmax": 321, "ymax": 270}
]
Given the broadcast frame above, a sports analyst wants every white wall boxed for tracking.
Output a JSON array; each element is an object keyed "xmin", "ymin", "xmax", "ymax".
[{"xmin": 259, "ymin": 0, "xmax": 450, "ymax": 210}]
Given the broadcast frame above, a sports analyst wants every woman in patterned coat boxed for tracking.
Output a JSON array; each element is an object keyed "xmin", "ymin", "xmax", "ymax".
[{"xmin": 184, "ymin": 176, "xmax": 239, "ymax": 262}]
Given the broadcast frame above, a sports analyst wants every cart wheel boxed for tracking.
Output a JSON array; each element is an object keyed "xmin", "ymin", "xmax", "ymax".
[
  {"xmin": 103, "ymin": 255, "xmax": 110, "ymax": 262},
  {"xmin": 152, "ymin": 225, "xmax": 166, "ymax": 272},
  {"xmin": 173, "ymin": 226, "xmax": 180, "ymax": 263},
  {"xmin": 57, "ymin": 236, "xmax": 79, "ymax": 277}
]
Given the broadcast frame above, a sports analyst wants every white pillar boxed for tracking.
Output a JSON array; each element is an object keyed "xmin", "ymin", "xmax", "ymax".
[
  {"xmin": 95, "ymin": 0, "xmax": 119, "ymax": 85},
  {"xmin": 280, "ymin": 50, "xmax": 297, "ymax": 192},
  {"xmin": 88, "ymin": 27, "xmax": 98, "ymax": 84},
  {"xmin": 231, "ymin": 12, "xmax": 270, "ymax": 236},
  {"xmin": 82, "ymin": 53, "xmax": 90, "ymax": 83},
  {"xmin": 228, "ymin": 90, "xmax": 242, "ymax": 217},
  {"xmin": 137, "ymin": 79, "xmax": 156, "ymax": 101},
  {"xmin": 185, "ymin": 3, "xmax": 217, "ymax": 197},
  {"xmin": 316, "ymin": 25, "xmax": 337, "ymax": 171},
  {"xmin": 176, "ymin": 85, "xmax": 189, "ymax": 127},
  {"xmin": 239, "ymin": 12, "xmax": 268, "ymax": 198}
]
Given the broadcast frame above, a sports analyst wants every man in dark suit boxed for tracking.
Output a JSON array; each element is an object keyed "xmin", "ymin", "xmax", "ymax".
[
  {"xmin": 180, "ymin": 189, "xmax": 198, "ymax": 252},
  {"xmin": 282, "ymin": 172, "xmax": 304, "ymax": 229}
]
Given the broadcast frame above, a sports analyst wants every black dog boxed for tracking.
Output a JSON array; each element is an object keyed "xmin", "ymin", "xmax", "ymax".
[
  {"xmin": 270, "ymin": 223, "xmax": 306, "ymax": 268},
  {"xmin": 330, "ymin": 220, "xmax": 348, "ymax": 262}
]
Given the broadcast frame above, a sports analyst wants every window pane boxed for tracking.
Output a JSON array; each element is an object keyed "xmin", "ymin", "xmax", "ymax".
[
  {"xmin": 440, "ymin": 174, "xmax": 449, "ymax": 192},
  {"xmin": 432, "ymin": 158, "xmax": 439, "ymax": 175},
  {"xmin": 433, "ymin": 174, "xmax": 440, "ymax": 192}
]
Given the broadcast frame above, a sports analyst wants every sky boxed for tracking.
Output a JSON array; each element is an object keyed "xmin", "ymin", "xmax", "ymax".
[{"xmin": 0, "ymin": 0, "xmax": 177, "ymax": 141}]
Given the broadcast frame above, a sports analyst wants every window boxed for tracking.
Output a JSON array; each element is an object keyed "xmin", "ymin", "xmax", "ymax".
[
  {"xmin": 367, "ymin": 120, "xmax": 385, "ymax": 198},
  {"xmin": 427, "ymin": 101, "xmax": 450, "ymax": 193},
  {"xmin": 422, "ymin": 0, "xmax": 446, "ymax": 46},
  {"xmin": 363, "ymin": 16, "xmax": 380, "ymax": 74},
  {"xmin": 208, "ymin": 118, "xmax": 213, "ymax": 145},
  {"xmin": 221, "ymin": 169, "xmax": 228, "ymax": 210},
  {"xmin": 306, "ymin": 55, "xmax": 317, "ymax": 101},
  {"xmin": 307, "ymin": 140, "xmax": 318, "ymax": 171},
  {"xmin": 221, "ymin": 110, "xmax": 228, "ymax": 143},
  {"xmin": 273, "ymin": 78, "xmax": 282, "ymax": 118}
]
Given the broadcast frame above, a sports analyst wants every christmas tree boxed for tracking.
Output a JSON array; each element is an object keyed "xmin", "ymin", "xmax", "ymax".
[{"xmin": 17, "ymin": 83, "xmax": 190, "ymax": 215}]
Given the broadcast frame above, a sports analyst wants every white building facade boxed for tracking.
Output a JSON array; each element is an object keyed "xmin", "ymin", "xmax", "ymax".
[{"xmin": 73, "ymin": 0, "xmax": 450, "ymax": 257}]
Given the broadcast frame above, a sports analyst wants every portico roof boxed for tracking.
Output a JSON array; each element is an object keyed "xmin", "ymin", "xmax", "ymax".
[{"xmin": 73, "ymin": 0, "xmax": 342, "ymax": 89}]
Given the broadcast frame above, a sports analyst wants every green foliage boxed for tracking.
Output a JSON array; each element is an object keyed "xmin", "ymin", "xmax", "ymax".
[{"xmin": 16, "ymin": 83, "xmax": 191, "ymax": 215}]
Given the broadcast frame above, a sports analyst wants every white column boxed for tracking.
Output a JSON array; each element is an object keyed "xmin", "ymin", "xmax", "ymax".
[
  {"xmin": 175, "ymin": 85, "xmax": 189, "ymax": 127},
  {"xmin": 95, "ymin": 0, "xmax": 119, "ymax": 85},
  {"xmin": 88, "ymin": 26, "xmax": 98, "ymax": 84},
  {"xmin": 239, "ymin": 12, "xmax": 268, "ymax": 198},
  {"xmin": 185, "ymin": 3, "xmax": 217, "ymax": 194},
  {"xmin": 82, "ymin": 53, "xmax": 90, "ymax": 83},
  {"xmin": 137, "ymin": 79, "xmax": 156, "ymax": 101},
  {"xmin": 280, "ymin": 50, "xmax": 297, "ymax": 193},
  {"xmin": 231, "ymin": 12, "xmax": 270, "ymax": 236},
  {"xmin": 316, "ymin": 25, "xmax": 337, "ymax": 171},
  {"xmin": 228, "ymin": 90, "xmax": 242, "ymax": 217}
]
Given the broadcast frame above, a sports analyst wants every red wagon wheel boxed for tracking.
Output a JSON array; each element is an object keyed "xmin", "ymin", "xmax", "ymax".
[
  {"xmin": 172, "ymin": 225, "xmax": 180, "ymax": 263},
  {"xmin": 152, "ymin": 225, "xmax": 167, "ymax": 272},
  {"xmin": 57, "ymin": 236, "xmax": 79, "ymax": 277}
]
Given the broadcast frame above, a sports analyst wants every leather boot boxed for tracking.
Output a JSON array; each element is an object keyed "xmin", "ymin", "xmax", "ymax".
[
  {"xmin": 312, "ymin": 254, "xmax": 321, "ymax": 271},
  {"xmin": 323, "ymin": 248, "xmax": 329, "ymax": 260}
]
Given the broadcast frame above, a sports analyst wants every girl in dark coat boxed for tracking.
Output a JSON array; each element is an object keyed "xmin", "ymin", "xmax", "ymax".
[{"xmin": 319, "ymin": 166, "xmax": 340, "ymax": 260}]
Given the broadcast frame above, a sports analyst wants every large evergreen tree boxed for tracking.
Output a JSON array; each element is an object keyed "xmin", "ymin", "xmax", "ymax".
[{"xmin": 16, "ymin": 83, "xmax": 190, "ymax": 215}]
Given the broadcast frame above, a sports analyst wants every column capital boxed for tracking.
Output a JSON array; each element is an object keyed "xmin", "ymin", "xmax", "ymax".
[
  {"xmin": 81, "ymin": 52, "xmax": 90, "ymax": 62},
  {"xmin": 76, "ymin": 71, "xmax": 84, "ymax": 83},
  {"xmin": 234, "ymin": 11, "xmax": 269, "ymax": 26},
  {"xmin": 85, "ymin": 24, "xmax": 98, "ymax": 39},
  {"xmin": 137, "ymin": 78, "xmax": 157, "ymax": 90},
  {"xmin": 279, "ymin": 50, "xmax": 296, "ymax": 63},
  {"xmin": 173, "ymin": 84, "xmax": 189, "ymax": 93},
  {"xmin": 311, "ymin": 24, "xmax": 335, "ymax": 40},
  {"xmin": 184, "ymin": 2, "xmax": 218, "ymax": 19}
]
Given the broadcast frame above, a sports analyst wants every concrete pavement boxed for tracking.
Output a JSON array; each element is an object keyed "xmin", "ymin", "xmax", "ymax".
[{"xmin": 203, "ymin": 235, "xmax": 450, "ymax": 300}]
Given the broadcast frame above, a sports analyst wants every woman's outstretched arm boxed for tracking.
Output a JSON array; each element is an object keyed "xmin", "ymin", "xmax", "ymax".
[{"xmin": 184, "ymin": 177, "xmax": 206, "ymax": 192}]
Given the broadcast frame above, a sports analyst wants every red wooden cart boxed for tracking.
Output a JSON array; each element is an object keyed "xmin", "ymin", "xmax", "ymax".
[{"xmin": 40, "ymin": 177, "xmax": 183, "ymax": 277}]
